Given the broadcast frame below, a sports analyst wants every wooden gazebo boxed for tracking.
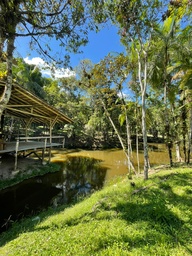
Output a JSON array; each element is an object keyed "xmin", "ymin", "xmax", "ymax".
[{"xmin": 0, "ymin": 81, "xmax": 72, "ymax": 170}]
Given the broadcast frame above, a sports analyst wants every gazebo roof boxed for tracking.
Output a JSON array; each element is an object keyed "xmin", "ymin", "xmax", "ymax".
[{"xmin": 0, "ymin": 81, "xmax": 72, "ymax": 125}]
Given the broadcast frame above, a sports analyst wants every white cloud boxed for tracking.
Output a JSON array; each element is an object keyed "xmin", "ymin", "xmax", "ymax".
[
  {"xmin": 24, "ymin": 57, "xmax": 75, "ymax": 78},
  {"xmin": 24, "ymin": 57, "xmax": 45, "ymax": 66},
  {"xmin": 52, "ymin": 67, "xmax": 75, "ymax": 78}
]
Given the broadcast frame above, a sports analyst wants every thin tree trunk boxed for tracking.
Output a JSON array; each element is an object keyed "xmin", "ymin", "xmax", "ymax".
[
  {"xmin": 119, "ymin": 88, "xmax": 134, "ymax": 176},
  {"xmin": 100, "ymin": 99, "xmax": 136, "ymax": 175},
  {"xmin": 125, "ymin": 114, "xmax": 132, "ymax": 173},
  {"xmin": 138, "ymin": 50, "xmax": 149, "ymax": 180},
  {"xmin": 181, "ymin": 92, "xmax": 187, "ymax": 162},
  {"xmin": 135, "ymin": 100, "xmax": 140, "ymax": 174},
  {"xmin": 142, "ymin": 92, "xmax": 149, "ymax": 179},
  {"xmin": 183, "ymin": 134, "xmax": 187, "ymax": 163},
  {"xmin": 187, "ymin": 107, "xmax": 192, "ymax": 164},
  {"xmin": 136, "ymin": 132, "xmax": 140, "ymax": 174},
  {"xmin": 175, "ymin": 141, "xmax": 182, "ymax": 162},
  {"xmin": 163, "ymin": 45, "xmax": 173, "ymax": 167},
  {"xmin": 168, "ymin": 142, "xmax": 173, "ymax": 166}
]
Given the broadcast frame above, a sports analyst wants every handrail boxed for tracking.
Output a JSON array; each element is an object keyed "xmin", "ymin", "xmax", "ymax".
[{"xmin": 15, "ymin": 136, "xmax": 65, "ymax": 140}]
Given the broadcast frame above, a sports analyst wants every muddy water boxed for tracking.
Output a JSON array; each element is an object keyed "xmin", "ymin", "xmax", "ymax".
[{"xmin": 51, "ymin": 143, "xmax": 169, "ymax": 181}]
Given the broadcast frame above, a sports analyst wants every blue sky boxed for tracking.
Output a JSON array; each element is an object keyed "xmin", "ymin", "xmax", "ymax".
[{"xmin": 14, "ymin": 25, "xmax": 125, "ymax": 77}]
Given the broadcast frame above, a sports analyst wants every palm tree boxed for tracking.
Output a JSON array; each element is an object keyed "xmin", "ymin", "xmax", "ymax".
[
  {"xmin": 13, "ymin": 58, "xmax": 46, "ymax": 99},
  {"xmin": 149, "ymin": 15, "xmax": 180, "ymax": 167},
  {"xmin": 167, "ymin": 25, "xmax": 192, "ymax": 163}
]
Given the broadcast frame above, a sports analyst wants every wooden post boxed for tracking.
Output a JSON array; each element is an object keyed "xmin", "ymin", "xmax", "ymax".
[
  {"xmin": 14, "ymin": 139, "xmax": 19, "ymax": 171},
  {"xmin": 48, "ymin": 117, "xmax": 58, "ymax": 163},
  {"xmin": 25, "ymin": 118, "xmax": 33, "ymax": 141},
  {"xmin": 62, "ymin": 136, "xmax": 65, "ymax": 148},
  {"xmin": 42, "ymin": 138, "xmax": 47, "ymax": 164},
  {"xmin": 48, "ymin": 123, "xmax": 52, "ymax": 163}
]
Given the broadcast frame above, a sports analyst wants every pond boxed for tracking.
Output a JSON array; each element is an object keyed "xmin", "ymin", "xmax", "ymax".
[
  {"xmin": 51, "ymin": 143, "xmax": 170, "ymax": 181},
  {"xmin": 0, "ymin": 155, "xmax": 107, "ymax": 232},
  {"xmin": 0, "ymin": 144, "xmax": 169, "ymax": 232}
]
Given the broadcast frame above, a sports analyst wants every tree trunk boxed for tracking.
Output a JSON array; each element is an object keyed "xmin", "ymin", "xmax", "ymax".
[
  {"xmin": 134, "ymin": 100, "xmax": 140, "ymax": 174},
  {"xmin": 142, "ymin": 92, "xmax": 149, "ymax": 180},
  {"xmin": 136, "ymin": 131, "xmax": 140, "ymax": 174},
  {"xmin": 119, "ymin": 88, "xmax": 135, "ymax": 176},
  {"xmin": 187, "ymin": 107, "xmax": 192, "ymax": 164},
  {"xmin": 181, "ymin": 93, "xmax": 187, "ymax": 162},
  {"xmin": 167, "ymin": 142, "xmax": 173, "ymax": 166},
  {"xmin": 175, "ymin": 141, "xmax": 181, "ymax": 162},
  {"xmin": 125, "ymin": 113, "xmax": 135, "ymax": 176},
  {"xmin": 137, "ymin": 50, "xmax": 149, "ymax": 180},
  {"xmin": 100, "ymin": 98, "xmax": 136, "ymax": 174},
  {"xmin": 0, "ymin": 36, "xmax": 15, "ymax": 122}
]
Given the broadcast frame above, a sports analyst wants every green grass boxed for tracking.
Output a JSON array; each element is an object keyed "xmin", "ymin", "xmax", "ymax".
[{"xmin": 0, "ymin": 167, "xmax": 192, "ymax": 255}]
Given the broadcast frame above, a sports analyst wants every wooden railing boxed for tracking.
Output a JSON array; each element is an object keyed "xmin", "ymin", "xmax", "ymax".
[{"xmin": 15, "ymin": 136, "xmax": 65, "ymax": 148}]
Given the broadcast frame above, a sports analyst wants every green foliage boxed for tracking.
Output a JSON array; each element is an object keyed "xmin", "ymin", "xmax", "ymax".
[
  {"xmin": 0, "ymin": 167, "xmax": 192, "ymax": 255},
  {"xmin": 0, "ymin": 0, "xmax": 107, "ymax": 65},
  {"xmin": 12, "ymin": 58, "xmax": 47, "ymax": 98}
]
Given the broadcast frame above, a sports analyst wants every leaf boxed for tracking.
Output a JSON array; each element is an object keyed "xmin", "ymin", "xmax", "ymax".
[{"xmin": 118, "ymin": 113, "xmax": 125, "ymax": 126}]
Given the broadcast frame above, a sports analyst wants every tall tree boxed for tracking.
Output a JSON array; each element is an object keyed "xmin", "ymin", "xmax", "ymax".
[
  {"xmin": 149, "ymin": 16, "xmax": 178, "ymax": 166},
  {"xmin": 76, "ymin": 56, "xmax": 136, "ymax": 175},
  {"xmin": 0, "ymin": 0, "xmax": 106, "ymax": 121},
  {"xmin": 167, "ymin": 24, "xmax": 192, "ymax": 163},
  {"xmin": 149, "ymin": 1, "xmax": 192, "ymax": 165}
]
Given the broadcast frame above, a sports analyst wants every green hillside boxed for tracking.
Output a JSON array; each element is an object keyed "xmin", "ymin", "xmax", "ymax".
[{"xmin": 0, "ymin": 167, "xmax": 192, "ymax": 256}]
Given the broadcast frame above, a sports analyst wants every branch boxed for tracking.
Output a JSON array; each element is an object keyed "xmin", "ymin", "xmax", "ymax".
[{"xmin": 22, "ymin": 0, "xmax": 70, "ymax": 18}]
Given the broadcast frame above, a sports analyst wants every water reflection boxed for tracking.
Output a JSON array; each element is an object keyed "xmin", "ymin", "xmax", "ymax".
[
  {"xmin": 55, "ymin": 156, "xmax": 107, "ymax": 204},
  {"xmin": 0, "ymin": 156, "xmax": 107, "ymax": 232}
]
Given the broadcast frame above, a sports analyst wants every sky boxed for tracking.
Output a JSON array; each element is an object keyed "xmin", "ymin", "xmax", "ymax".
[{"xmin": 14, "ymin": 25, "xmax": 125, "ymax": 78}]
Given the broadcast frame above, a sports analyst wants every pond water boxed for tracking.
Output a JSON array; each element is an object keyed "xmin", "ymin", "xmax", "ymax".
[
  {"xmin": 0, "ymin": 144, "xmax": 170, "ymax": 232},
  {"xmin": 52, "ymin": 143, "xmax": 170, "ymax": 181},
  {"xmin": 0, "ymin": 156, "xmax": 107, "ymax": 232}
]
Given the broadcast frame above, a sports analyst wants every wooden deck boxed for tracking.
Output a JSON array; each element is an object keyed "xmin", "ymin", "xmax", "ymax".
[
  {"xmin": 0, "ymin": 141, "xmax": 62, "ymax": 154},
  {"xmin": 0, "ymin": 136, "xmax": 65, "ymax": 172}
]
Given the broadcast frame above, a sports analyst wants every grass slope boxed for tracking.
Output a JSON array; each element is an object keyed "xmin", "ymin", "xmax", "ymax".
[{"xmin": 0, "ymin": 167, "xmax": 192, "ymax": 255}]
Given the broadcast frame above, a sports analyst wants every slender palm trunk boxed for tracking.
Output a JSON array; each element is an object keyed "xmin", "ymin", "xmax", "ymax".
[
  {"xmin": 187, "ymin": 107, "xmax": 192, "ymax": 164},
  {"xmin": 181, "ymin": 92, "xmax": 187, "ymax": 162},
  {"xmin": 163, "ymin": 45, "xmax": 173, "ymax": 167}
]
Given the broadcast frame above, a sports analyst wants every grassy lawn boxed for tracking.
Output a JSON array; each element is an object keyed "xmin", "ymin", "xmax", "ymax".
[{"xmin": 0, "ymin": 167, "xmax": 192, "ymax": 255}]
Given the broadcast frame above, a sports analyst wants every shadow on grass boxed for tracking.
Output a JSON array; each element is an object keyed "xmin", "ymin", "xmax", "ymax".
[
  {"xmin": 111, "ymin": 175, "xmax": 192, "ymax": 252},
  {"xmin": 58, "ymin": 171, "xmax": 192, "ymax": 252},
  {"xmin": 0, "ymin": 202, "xmax": 70, "ymax": 246},
  {"xmin": 1, "ymin": 170, "xmax": 192, "ymax": 254}
]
